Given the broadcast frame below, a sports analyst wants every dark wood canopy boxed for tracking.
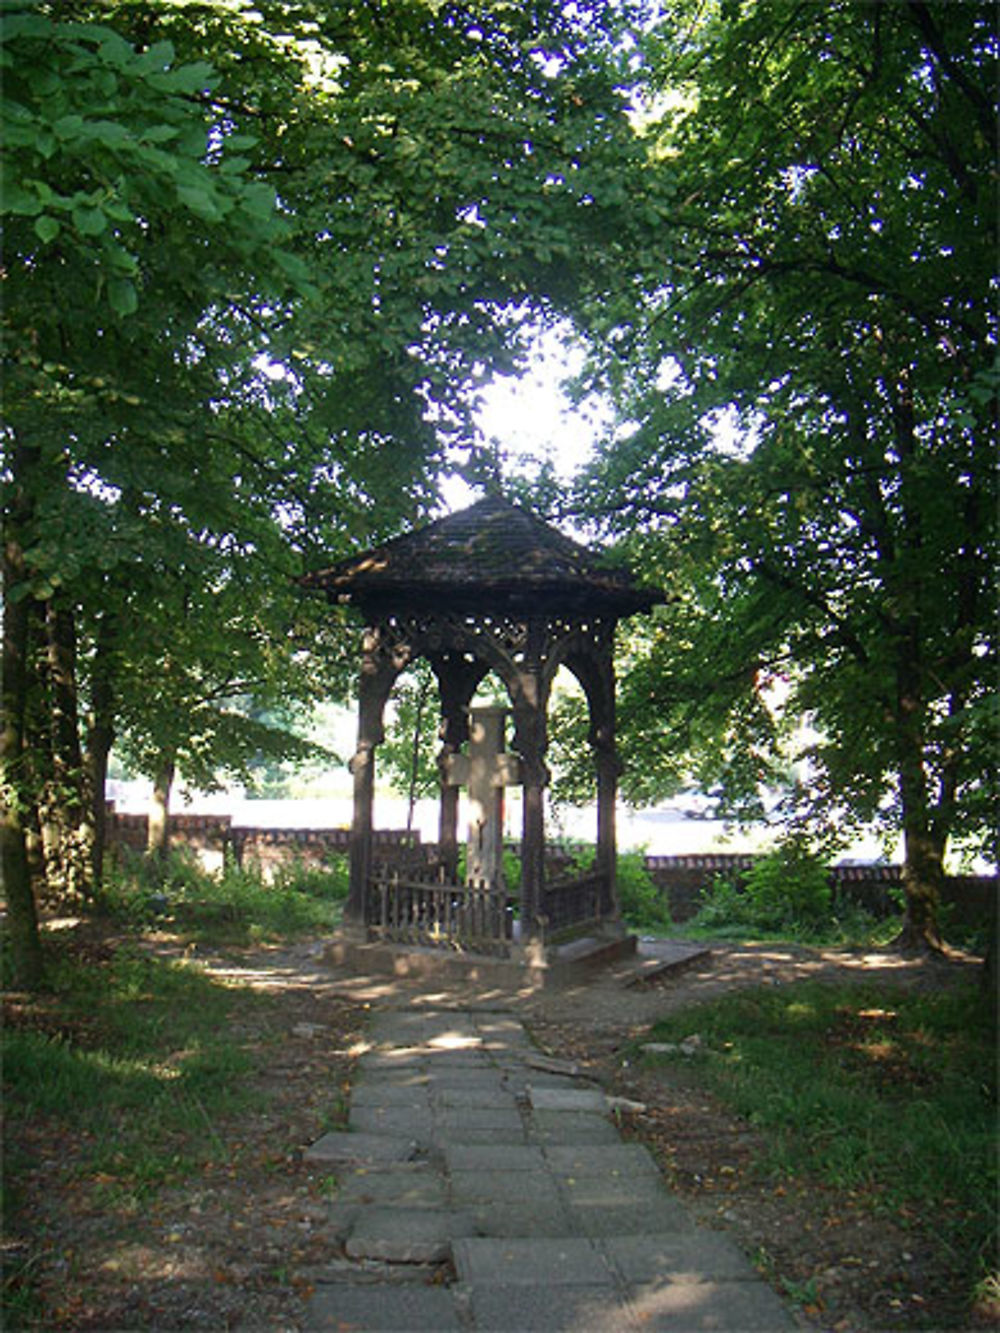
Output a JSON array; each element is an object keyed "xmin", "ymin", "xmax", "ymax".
[{"xmin": 304, "ymin": 494, "xmax": 662, "ymax": 960}]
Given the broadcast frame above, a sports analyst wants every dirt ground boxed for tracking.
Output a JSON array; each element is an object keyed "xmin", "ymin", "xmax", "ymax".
[{"xmin": 3, "ymin": 931, "xmax": 993, "ymax": 1331}]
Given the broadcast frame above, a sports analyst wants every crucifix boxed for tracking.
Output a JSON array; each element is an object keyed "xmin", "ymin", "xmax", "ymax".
[{"xmin": 444, "ymin": 706, "xmax": 522, "ymax": 890}]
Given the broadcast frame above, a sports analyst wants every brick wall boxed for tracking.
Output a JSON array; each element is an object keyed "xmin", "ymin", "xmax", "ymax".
[{"xmin": 105, "ymin": 809, "xmax": 996, "ymax": 931}]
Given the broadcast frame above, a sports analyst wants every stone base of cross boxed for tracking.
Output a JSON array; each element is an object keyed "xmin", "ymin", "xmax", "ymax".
[{"xmin": 444, "ymin": 706, "xmax": 522, "ymax": 890}]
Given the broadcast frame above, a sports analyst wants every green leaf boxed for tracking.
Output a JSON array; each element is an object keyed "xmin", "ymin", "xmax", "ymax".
[
  {"xmin": 72, "ymin": 205, "xmax": 107, "ymax": 236},
  {"xmin": 108, "ymin": 276, "xmax": 138, "ymax": 316},
  {"xmin": 177, "ymin": 183, "xmax": 222, "ymax": 220},
  {"xmin": 34, "ymin": 214, "xmax": 59, "ymax": 243},
  {"xmin": 53, "ymin": 113, "xmax": 85, "ymax": 140},
  {"xmin": 3, "ymin": 183, "xmax": 42, "ymax": 216}
]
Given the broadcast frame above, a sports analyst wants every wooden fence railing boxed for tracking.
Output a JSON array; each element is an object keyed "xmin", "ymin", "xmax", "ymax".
[
  {"xmin": 367, "ymin": 870, "xmax": 513, "ymax": 954},
  {"xmin": 539, "ymin": 871, "xmax": 605, "ymax": 939}
]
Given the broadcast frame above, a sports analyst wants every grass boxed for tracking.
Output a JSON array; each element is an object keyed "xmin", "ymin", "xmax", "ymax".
[
  {"xmin": 638, "ymin": 978, "xmax": 998, "ymax": 1299},
  {"xmin": 3, "ymin": 941, "xmax": 264, "ymax": 1183},
  {"xmin": 1, "ymin": 934, "xmax": 278, "ymax": 1326},
  {"xmin": 95, "ymin": 846, "xmax": 348, "ymax": 944}
]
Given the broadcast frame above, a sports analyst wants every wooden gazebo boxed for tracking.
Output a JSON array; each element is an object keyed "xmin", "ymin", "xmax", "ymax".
[{"xmin": 303, "ymin": 494, "xmax": 661, "ymax": 972}]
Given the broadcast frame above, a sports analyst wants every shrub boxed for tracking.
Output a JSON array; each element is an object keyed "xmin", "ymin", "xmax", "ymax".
[
  {"xmin": 689, "ymin": 839, "xmax": 833, "ymax": 938},
  {"xmin": 569, "ymin": 845, "xmax": 673, "ymax": 934},
  {"xmin": 742, "ymin": 838, "xmax": 832, "ymax": 931}
]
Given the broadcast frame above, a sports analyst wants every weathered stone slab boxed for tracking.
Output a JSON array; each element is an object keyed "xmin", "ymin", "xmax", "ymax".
[
  {"xmin": 544, "ymin": 1144, "xmax": 660, "ymax": 1177},
  {"xmin": 524, "ymin": 1052, "xmax": 587, "ymax": 1077},
  {"xmin": 432, "ymin": 1086, "xmax": 512, "ymax": 1109},
  {"xmin": 436, "ymin": 1107, "xmax": 523, "ymax": 1132},
  {"xmin": 303, "ymin": 1131, "xmax": 415, "ymax": 1166},
  {"xmin": 466, "ymin": 1282, "xmax": 634, "ymax": 1332},
  {"xmin": 345, "ymin": 1207, "xmax": 474, "ymax": 1263},
  {"xmin": 568, "ymin": 1198, "xmax": 693, "ymax": 1237},
  {"xmin": 449, "ymin": 1169, "xmax": 557, "ymax": 1206},
  {"xmin": 599, "ymin": 1232, "xmax": 761, "ymax": 1283},
  {"xmin": 463, "ymin": 1199, "xmax": 574, "ymax": 1238},
  {"xmin": 444, "ymin": 1144, "xmax": 546, "ymax": 1173},
  {"xmin": 528, "ymin": 1085, "xmax": 608, "ymax": 1112},
  {"xmin": 348, "ymin": 1105, "xmax": 436, "ymax": 1138},
  {"xmin": 350, "ymin": 1082, "xmax": 431, "ymax": 1107},
  {"xmin": 432, "ymin": 1124, "xmax": 527, "ymax": 1147},
  {"xmin": 336, "ymin": 1167, "xmax": 447, "ymax": 1209},
  {"xmin": 453, "ymin": 1236, "xmax": 615, "ymax": 1287},
  {"xmin": 558, "ymin": 1174, "xmax": 668, "ymax": 1208},
  {"xmin": 625, "ymin": 1277, "xmax": 795, "ymax": 1329},
  {"xmin": 306, "ymin": 1282, "xmax": 462, "ymax": 1330},
  {"xmin": 530, "ymin": 1110, "xmax": 621, "ymax": 1144}
]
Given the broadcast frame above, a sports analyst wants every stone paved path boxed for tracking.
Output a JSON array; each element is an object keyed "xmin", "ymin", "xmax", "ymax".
[{"xmin": 301, "ymin": 1004, "xmax": 795, "ymax": 1331}]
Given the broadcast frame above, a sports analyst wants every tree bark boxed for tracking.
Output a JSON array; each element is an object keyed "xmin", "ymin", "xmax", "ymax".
[
  {"xmin": 146, "ymin": 748, "xmax": 176, "ymax": 863},
  {"xmin": 86, "ymin": 610, "xmax": 117, "ymax": 887},
  {"xmin": 44, "ymin": 600, "xmax": 94, "ymax": 904},
  {"xmin": 1, "ymin": 442, "xmax": 45, "ymax": 988},
  {"xmin": 893, "ymin": 642, "xmax": 945, "ymax": 953}
]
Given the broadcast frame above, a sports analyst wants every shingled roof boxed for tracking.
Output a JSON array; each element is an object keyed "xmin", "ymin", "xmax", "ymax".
[{"xmin": 302, "ymin": 494, "xmax": 661, "ymax": 617}]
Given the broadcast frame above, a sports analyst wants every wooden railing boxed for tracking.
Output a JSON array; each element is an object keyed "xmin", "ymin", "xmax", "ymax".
[
  {"xmin": 538, "ymin": 871, "xmax": 605, "ymax": 939},
  {"xmin": 367, "ymin": 869, "xmax": 513, "ymax": 954}
]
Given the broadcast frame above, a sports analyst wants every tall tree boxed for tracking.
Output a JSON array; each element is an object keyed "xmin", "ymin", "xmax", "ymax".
[
  {"xmin": 2, "ymin": 3, "xmax": 647, "ymax": 982},
  {"xmin": 576, "ymin": 0, "xmax": 997, "ymax": 948}
]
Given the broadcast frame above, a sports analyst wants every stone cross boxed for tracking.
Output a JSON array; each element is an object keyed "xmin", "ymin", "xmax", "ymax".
[{"xmin": 445, "ymin": 706, "xmax": 522, "ymax": 890}]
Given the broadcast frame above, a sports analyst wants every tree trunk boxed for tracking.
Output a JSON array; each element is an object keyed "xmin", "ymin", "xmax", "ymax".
[
  {"xmin": 893, "ymin": 644, "xmax": 945, "ymax": 953},
  {"xmin": 146, "ymin": 748, "xmax": 176, "ymax": 863},
  {"xmin": 86, "ymin": 610, "xmax": 117, "ymax": 887},
  {"xmin": 44, "ymin": 600, "xmax": 94, "ymax": 904},
  {"xmin": 1, "ymin": 442, "xmax": 45, "ymax": 989}
]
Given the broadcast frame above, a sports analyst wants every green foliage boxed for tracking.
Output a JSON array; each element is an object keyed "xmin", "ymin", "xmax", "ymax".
[
  {"xmin": 569, "ymin": 844, "xmax": 673, "ymax": 933},
  {"xmin": 572, "ymin": 0, "xmax": 998, "ymax": 937},
  {"xmin": 741, "ymin": 840, "xmax": 831, "ymax": 932},
  {"xmin": 273, "ymin": 853, "xmax": 350, "ymax": 904},
  {"xmin": 2, "ymin": 942, "xmax": 262, "ymax": 1164},
  {"xmin": 641, "ymin": 980, "xmax": 997, "ymax": 1298},
  {"xmin": 96, "ymin": 847, "xmax": 342, "ymax": 942}
]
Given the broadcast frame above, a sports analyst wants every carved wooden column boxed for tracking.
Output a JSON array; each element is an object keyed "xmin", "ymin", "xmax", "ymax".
[
  {"xmin": 346, "ymin": 623, "xmax": 407, "ymax": 930},
  {"xmin": 430, "ymin": 654, "xmax": 483, "ymax": 881},
  {"xmin": 513, "ymin": 632, "xmax": 550, "ymax": 944}
]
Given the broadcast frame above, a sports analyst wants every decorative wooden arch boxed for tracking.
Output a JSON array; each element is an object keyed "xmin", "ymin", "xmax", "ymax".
[{"xmin": 303, "ymin": 495, "xmax": 661, "ymax": 962}]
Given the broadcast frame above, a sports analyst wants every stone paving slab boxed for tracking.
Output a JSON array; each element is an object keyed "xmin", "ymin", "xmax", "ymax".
[
  {"xmin": 453, "ymin": 1236, "xmax": 616, "ymax": 1287},
  {"xmin": 432, "ymin": 1087, "xmax": 513, "ymax": 1109},
  {"xmin": 436, "ymin": 1107, "xmax": 524, "ymax": 1132},
  {"xmin": 465, "ymin": 1283, "xmax": 636, "ymax": 1332},
  {"xmin": 529, "ymin": 1109, "xmax": 623, "ymax": 1144},
  {"xmin": 567, "ymin": 1198, "xmax": 694, "ymax": 1237},
  {"xmin": 462, "ymin": 1199, "xmax": 576, "ymax": 1238},
  {"xmin": 433, "ymin": 1124, "xmax": 528, "ymax": 1146},
  {"xmin": 449, "ymin": 1168, "xmax": 560, "ymax": 1206},
  {"xmin": 349, "ymin": 1082, "xmax": 431, "ymax": 1107},
  {"xmin": 303, "ymin": 1131, "xmax": 415, "ymax": 1166},
  {"xmin": 307, "ymin": 1283, "xmax": 462, "ymax": 1330},
  {"xmin": 558, "ymin": 1174, "xmax": 670, "ymax": 1208},
  {"xmin": 336, "ymin": 1167, "xmax": 448, "ymax": 1208},
  {"xmin": 349, "ymin": 1106, "xmax": 436, "ymax": 1138},
  {"xmin": 544, "ymin": 1143, "xmax": 660, "ymax": 1177},
  {"xmin": 345, "ymin": 1207, "xmax": 476, "ymax": 1262},
  {"xmin": 599, "ymin": 1232, "xmax": 763, "ymax": 1283},
  {"xmin": 625, "ymin": 1277, "xmax": 796, "ymax": 1330},
  {"xmin": 528, "ymin": 1084, "xmax": 609, "ymax": 1112},
  {"xmin": 444, "ymin": 1144, "xmax": 546, "ymax": 1172}
]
